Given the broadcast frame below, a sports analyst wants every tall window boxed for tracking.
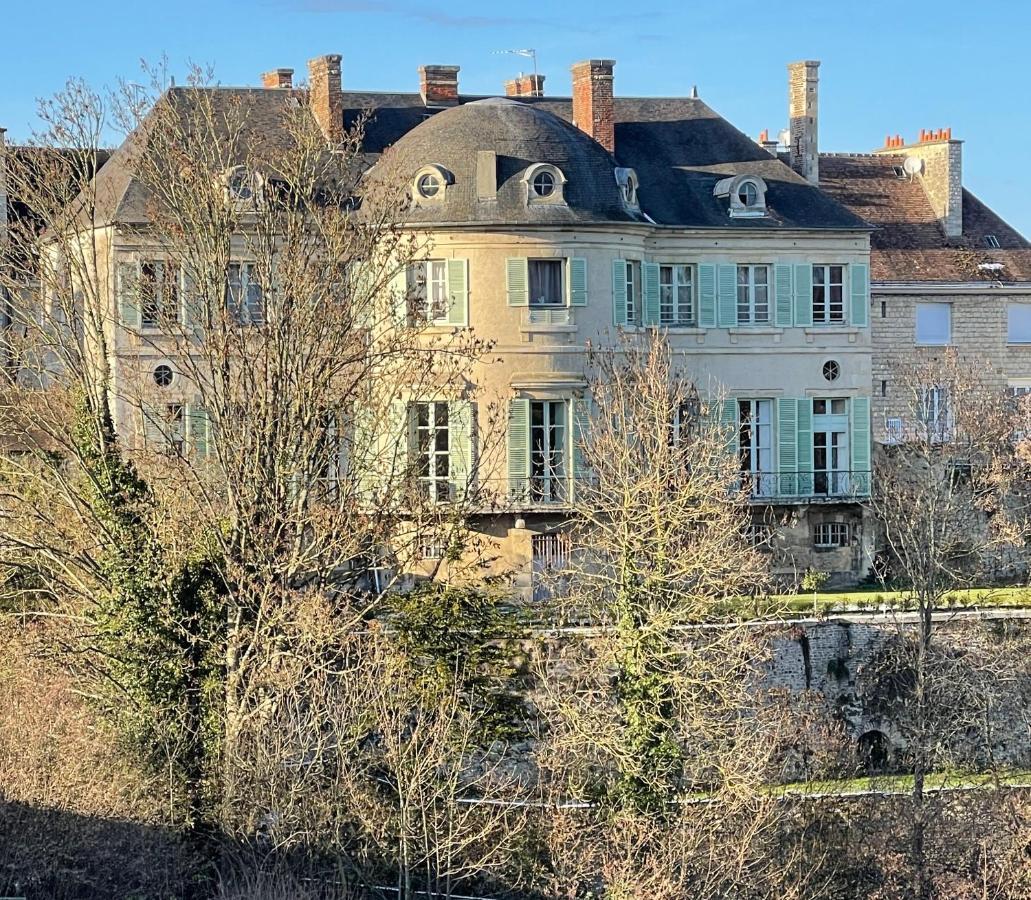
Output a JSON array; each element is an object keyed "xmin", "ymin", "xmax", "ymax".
[
  {"xmin": 140, "ymin": 261, "xmax": 178, "ymax": 328},
  {"xmin": 919, "ymin": 386, "xmax": 952, "ymax": 442},
  {"xmin": 915, "ymin": 303, "xmax": 951, "ymax": 345},
  {"xmin": 528, "ymin": 259, "xmax": 564, "ymax": 306},
  {"xmin": 164, "ymin": 403, "xmax": 185, "ymax": 456},
  {"xmin": 413, "ymin": 401, "xmax": 451, "ymax": 502},
  {"xmin": 812, "ymin": 265, "xmax": 845, "ymax": 324},
  {"xmin": 812, "ymin": 398, "xmax": 849, "ymax": 496},
  {"xmin": 625, "ymin": 260, "xmax": 642, "ymax": 325},
  {"xmin": 670, "ymin": 396, "xmax": 701, "ymax": 446},
  {"xmin": 530, "ymin": 400, "xmax": 567, "ymax": 503},
  {"xmin": 736, "ymin": 265, "xmax": 770, "ymax": 324},
  {"xmin": 226, "ymin": 263, "xmax": 264, "ymax": 325},
  {"xmin": 738, "ymin": 399, "xmax": 773, "ymax": 496},
  {"xmin": 408, "ymin": 259, "xmax": 449, "ymax": 322},
  {"xmin": 659, "ymin": 264, "xmax": 694, "ymax": 326}
]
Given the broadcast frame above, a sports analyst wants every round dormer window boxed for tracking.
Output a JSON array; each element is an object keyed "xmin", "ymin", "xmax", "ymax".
[
  {"xmin": 532, "ymin": 170, "xmax": 556, "ymax": 197},
  {"xmin": 417, "ymin": 173, "xmax": 441, "ymax": 198},
  {"xmin": 738, "ymin": 181, "xmax": 759, "ymax": 207}
]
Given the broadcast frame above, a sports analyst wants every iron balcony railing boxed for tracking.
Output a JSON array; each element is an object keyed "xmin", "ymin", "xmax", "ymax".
[{"xmin": 739, "ymin": 470, "xmax": 872, "ymax": 502}]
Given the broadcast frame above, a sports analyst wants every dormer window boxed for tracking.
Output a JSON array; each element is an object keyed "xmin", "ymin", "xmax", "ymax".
[
  {"xmin": 713, "ymin": 174, "xmax": 768, "ymax": 219},
  {"xmin": 523, "ymin": 163, "xmax": 566, "ymax": 205},
  {"xmin": 615, "ymin": 167, "xmax": 640, "ymax": 209},
  {"xmin": 224, "ymin": 166, "xmax": 256, "ymax": 205},
  {"xmin": 412, "ymin": 164, "xmax": 453, "ymax": 203}
]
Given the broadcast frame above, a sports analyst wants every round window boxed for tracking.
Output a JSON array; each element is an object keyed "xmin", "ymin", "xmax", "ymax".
[
  {"xmin": 532, "ymin": 170, "xmax": 556, "ymax": 197},
  {"xmin": 416, "ymin": 173, "xmax": 441, "ymax": 198},
  {"xmin": 823, "ymin": 360, "xmax": 841, "ymax": 382},
  {"xmin": 228, "ymin": 170, "xmax": 253, "ymax": 201},
  {"xmin": 738, "ymin": 181, "xmax": 759, "ymax": 207},
  {"xmin": 154, "ymin": 364, "xmax": 174, "ymax": 388}
]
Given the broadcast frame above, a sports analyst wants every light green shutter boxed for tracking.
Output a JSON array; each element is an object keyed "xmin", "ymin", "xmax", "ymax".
[
  {"xmin": 388, "ymin": 400, "xmax": 410, "ymax": 495},
  {"xmin": 850, "ymin": 263, "xmax": 870, "ymax": 328},
  {"xmin": 721, "ymin": 397, "xmax": 738, "ymax": 455},
  {"xmin": 572, "ymin": 397, "xmax": 592, "ymax": 500},
  {"xmin": 794, "ymin": 264, "xmax": 813, "ymax": 327},
  {"xmin": 717, "ymin": 264, "xmax": 737, "ymax": 327},
  {"xmin": 776, "ymin": 398, "xmax": 798, "ymax": 497},
  {"xmin": 117, "ymin": 261, "xmax": 141, "ymax": 329},
  {"xmin": 187, "ymin": 403, "xmax": 210, "ymax": 457},
  {"xmin": 506, "ymin": 258, "xmax": 529, "ymax": 307},
  {"xmin": 643, "ymin": 262, "xmax": 660, "ymax": 325},
  {"xmin": 796, "ymin": 397, "xmax": 813, "ymax": 495},
  {"xmin": 851, "ymin": 396, "xmax": 871, "ymax": 495},
  {"xmin": 569, "ymin": 257, "xmax": 588, "ymax": 307},
  {"xmin": 698, "ymin": 264, "xmax": 717, "ymax": 328},
  {"xmin": 774, "ymin": 264, "xmax": 793, "ymax": 328},
  {"xmin": 446, "ymin": 258, "xmax": 469, "ymax": 327},
  {"xmin": 449, "ymin": 399, "xmax": 474, "ymax": 498},
  {"xmin": 507, "ymin": 398, "xmax": 530, "ymax": 500},
  {"xmin": 179, "ymin": 266, "xmax": 196, "ymax": 333},
  {"xmin": 142, "ymin": 404, "xmax": 163, "ymax": 448},
  {"xmin": 612, "ymin": 259, "xmax": 628, "ymax": 326}
]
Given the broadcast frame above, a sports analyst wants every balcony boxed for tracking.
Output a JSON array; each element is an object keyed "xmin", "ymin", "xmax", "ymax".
[{"xmin": 742, "ymin": 470, "xmax": 871, "ymax": 503}]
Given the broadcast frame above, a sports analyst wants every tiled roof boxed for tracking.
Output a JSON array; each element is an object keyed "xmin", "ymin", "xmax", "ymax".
[{"xmin": 819, "ymin": 153, "xmax": 1031, "ymax": 283}]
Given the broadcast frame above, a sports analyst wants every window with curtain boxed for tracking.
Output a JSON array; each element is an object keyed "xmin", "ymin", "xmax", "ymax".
[{"xmin": 528, "ymin": 259, "xmax": 564, "ymax": 306}]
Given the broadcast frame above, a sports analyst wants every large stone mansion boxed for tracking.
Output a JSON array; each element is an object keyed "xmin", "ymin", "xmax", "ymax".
[{"xmin": 1, "ymin": 54, "xmax": 1028, "ymax": 589}]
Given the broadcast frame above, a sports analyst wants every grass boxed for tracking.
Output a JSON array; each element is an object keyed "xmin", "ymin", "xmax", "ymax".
[{"xmin": 772, "ymin": 769, "xmax": 1031, "ymax": 798}]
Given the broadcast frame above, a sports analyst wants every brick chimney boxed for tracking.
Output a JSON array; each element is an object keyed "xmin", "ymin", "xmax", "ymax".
[
  {"xmin": 504, "ymin": 73, "xmax": 545, "ymax": 98},
  {"xmin": 873, "ymin": 129, "xmax": 964, "ymax": 237},
  {"xmin": 419, "ymin": 65, "xmax": 460, "ymax": 106},
  {"xmin": 308, "ymin": 55, "xmax": 343, "ymax": 142},
  {"xmin": 787, "ymin": 60, "xmax": 820, "ymax": 185},
  {"xmin": 262, "ymin": 68, "xmax": 294, "ymax": 89},
  {"xmin": 571, "ymin": 59, "xmax": 615, "ymax": 154}
]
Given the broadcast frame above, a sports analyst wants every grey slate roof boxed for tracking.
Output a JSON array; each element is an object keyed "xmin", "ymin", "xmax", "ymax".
[
  {"xmin": 367, "ymin": 98, "xmax": 640, "ymax": 225},
  {"xmin": 85, "ymin": 85, "xmax": 869, "ymax": 232}
]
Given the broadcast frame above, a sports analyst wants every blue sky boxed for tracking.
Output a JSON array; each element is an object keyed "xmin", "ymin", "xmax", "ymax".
[{"xmin": 2, "ymin": 0, "xmax": 1028, "ymax": 235}]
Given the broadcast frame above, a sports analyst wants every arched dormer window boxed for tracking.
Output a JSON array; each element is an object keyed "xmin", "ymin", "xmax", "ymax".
[
  {"xmin": 615, "ymin": 167, "xmax": 639, "ymax": 209},
  {"xmin": 522, "ymin": 163, "xmax": 566, "ymax": 205},
  {"xmin": 713, "ymin": 174, "xmax": 768, "ymax": 219},
  {"xmin": 412, "ymin": 164, "xmax": 454, "ymax": 204},
  {"xmin": 223, "ymin": 166, "xmax": 257, "ymax": 205}
]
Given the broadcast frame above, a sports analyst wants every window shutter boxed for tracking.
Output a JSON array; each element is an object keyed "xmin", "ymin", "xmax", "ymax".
[
  {"xmin": 117, "ymin": 261, "xmax": 141, "ymax": 330},
  {"xmin": 179, "ymin": 266, "xmax": 196, "ymax": 333},
  {"xmin": 717, "ymin": 264, "xmax": 737, "ymax": 327},
  {"xmin": 572, "ymin": 397, "xmax": 592, "ymax": 500},
  {"xmin": 507, "ymin": 398, "xmax": 530, "ymax": 500},
  {"xmin": 446, "ymin": 258, "xmax": 469, "ymax": 327},
  {"xmin": 850, "ymin": 396, "xmax": 871, "ymax": 495},
  {"xmin": 569, "ymin": 257, "xmax": 588, "ymax": 307},
  {"xmin": 776, "ymin": 398, "xmax": 798, "ymax": 497},
  {"xmin": 850, "ymin": 263, "xmax": 870, "ymax": 327},
  {"xmin": 142, "ymin": 404, "xmax": 163, "ymax": 448},
  {"xmin": 720, "ymin": 397, "xmax": 738, "ymax": 455},
  {"xmin": 774, "ymin": 264, "xmax": 793, "ymax": 328},
  {"xmin": 448, "ymin": 399, "xmax": 475, "ymax": 499},
  {"xmin": 698, "ymin": 264, "xmax": 717, "ymax": 328},
  {"xmin": 393, "ymin": 265, "xmax": 410, "ymax": 326},
  {"xmin": 796, "ymin": 396, "xmax": 813, "ymax": 495},
  {"xmin": 506, "ymin": 258, "xmax": 529, "ymax": 307},
  {"xmin": 611, "ymin": 259, "xmax": 628, "ymax": 326},
  {"xmin": 643, "ymin": 262, "xmax": 660, "ymax": 325},
  {"xmin": 187, "ymin": 402, "xmax": 210, "ymax": 458},
  {"xmin": 793, "ymin": 264, "xmax": 813, "ymax": 327}
]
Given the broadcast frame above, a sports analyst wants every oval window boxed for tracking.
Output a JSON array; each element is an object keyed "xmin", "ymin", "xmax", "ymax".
[
  {"xmin": 823, "ymin": 360, "xmax": 841, "ymax": 382},
  {"xmin": 738, "ymin": 181, "xmax": 759, "ymax": 207},
  {"xmin": 532, "ymin": 170, "xmax": 556, "ymax": 197},
  {"xmin": 154, "ymin": 364, "xmax": 174, "ymax": 388},
  {"xmin": 416, "ymin": 173, "xmax": 441, "ymax": 198}
]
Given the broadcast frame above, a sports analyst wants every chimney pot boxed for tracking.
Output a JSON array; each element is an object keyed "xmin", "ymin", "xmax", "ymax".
[
  {"xmin": 262, "ymin": 68, "xmax": 294, "ymax": 89},
  {"xmin": 571, "ymin": 59, "xmax": 616, "ymax": 154},
  {"xmin": 419, "ymin": 65, "xmax": 460, "ymax": 106}
]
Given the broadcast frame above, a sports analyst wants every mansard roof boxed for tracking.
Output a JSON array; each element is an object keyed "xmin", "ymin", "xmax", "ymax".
[
  {"xmin": 84, "ymin": 85, "xmax": 868, "ymax": 232},
  {"xmin": 819, "ymin": 153, "xmax": 1031, "ymax": 283}
]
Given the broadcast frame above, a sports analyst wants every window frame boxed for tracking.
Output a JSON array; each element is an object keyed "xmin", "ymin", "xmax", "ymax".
[
  {"xmin": 738, "ymin": 398, "xmax": 774, "ymax": 497},
  {"xmin": 412, "ymin": 400, "xmax": 452, "ymax": 503},
  {"xmin": 625, "ymin": 260, "xmax": 642, "ymax": 325},
  {"xmin": 736, "ymin": 264, "xmax": 771, "ymax": 325},
  {"xmin": 658, "ymin": 263, "xmax": 695, "ymax": 326},
  {"xmin": 529, "ymin": 399, "xmax": 569, "ymax": 504},
  {"xmin": 226, "ymin": 262, "xmax": 265, "ymax": 326},
  {"xmin": 408, "ymin": 259, "xmax": 451, "ymax": 323},
  {"xmin": 1008, "ymin": 304, "xmax": 1031, "ymax": 344},
  {"xmin": 814, "ymin": 522, "xmax": 850, "ymax": 549},
  {"xmin": 812, "ymin": 264, "xmax": 845, "ymax": 325},
  {"xmin": 527, "ymin": 258, "xmax": 566, "ymax": 308},
  {"xmin": 139, "ymin": 260, "xmax": 178, "ymax": 329},
  {"xmin": 915, "ymin": 302, "xmax": 952, "ymax": 346}
]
